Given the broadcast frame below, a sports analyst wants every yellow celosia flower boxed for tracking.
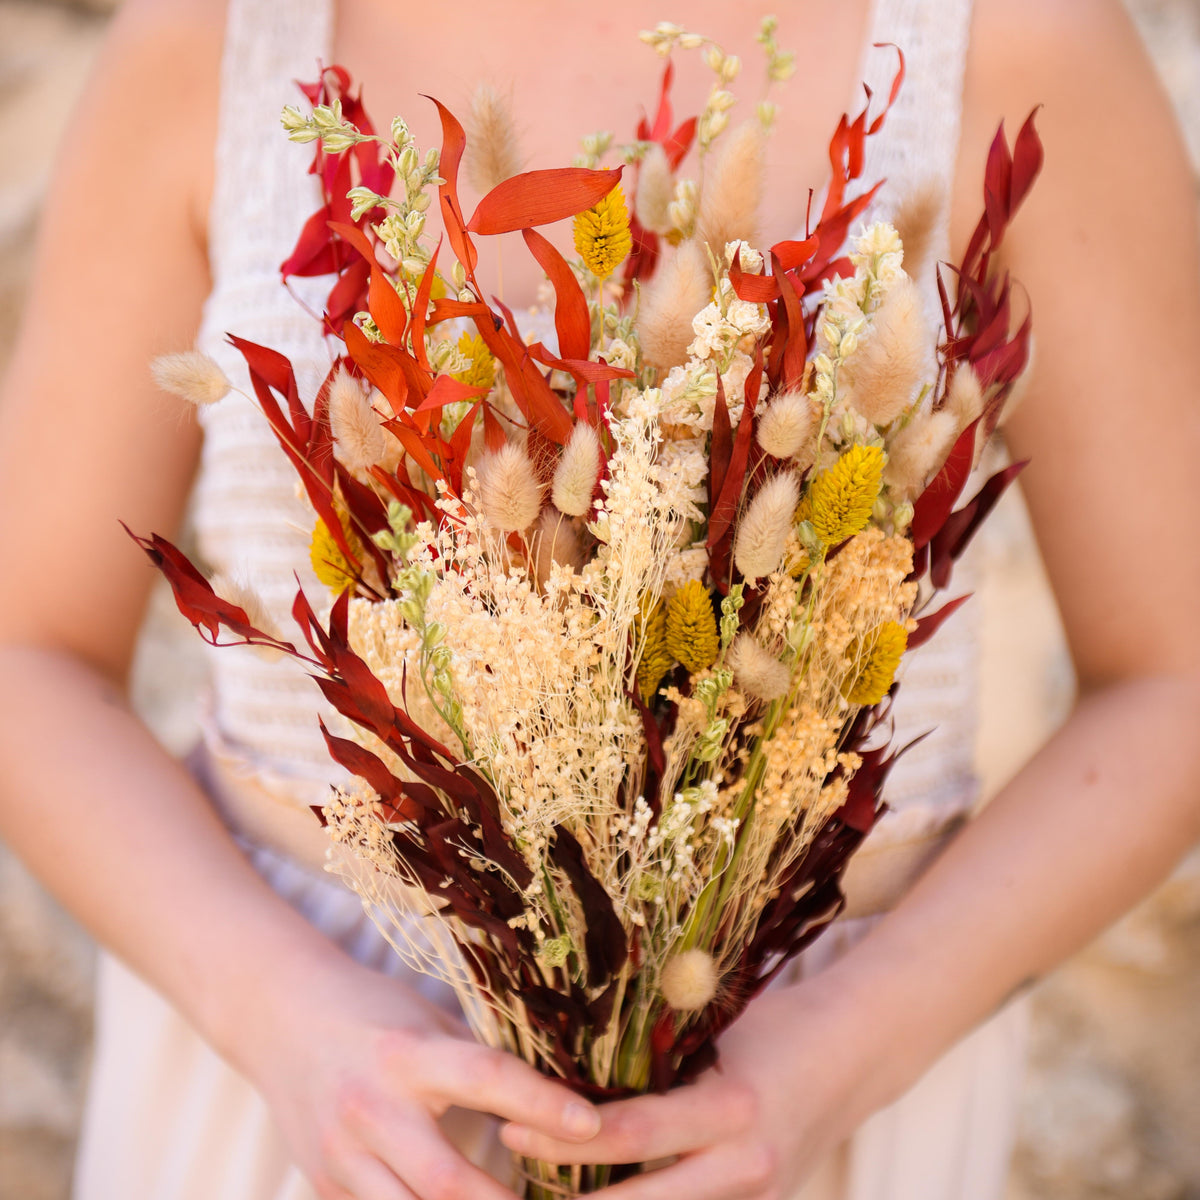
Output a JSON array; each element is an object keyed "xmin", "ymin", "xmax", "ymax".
[
  {"xmin": 310, "ymin": 509, "xmax": 360, "ymax": 594},
  {"xmin": 842, "ymin": 620, "xmax": 908, "ymax": 705},
  {"xmin": 808, "ymin": 444, "xmax": 885, "ymax": 545},
  {"xmin": 573, "ymin": 185, "xmax": 633, "ymax": 278},
  {"xmin": 665, "ymin": 580, "xmax": 719, "ymax": 675},
  {"xmin": 452, "ymin": 332, "xmax": 496, "ymax": 391},
  {"xmin": 635, "ymin": 597, "xmax": 674, "ymax": 703}
]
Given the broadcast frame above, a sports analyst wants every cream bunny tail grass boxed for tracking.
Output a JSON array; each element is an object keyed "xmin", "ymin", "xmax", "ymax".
[
  {"xmin": 464, "ymin": 83, "xmax": 524, "ymax": 195},
  {"xmin": 727, "ymin": 633, "xmax": 791, "ymax": 702},
  {"xmin": 884, "ymin": 408, "xmax": 960, "ymax": 501},
  {"xmin": 733, "ymin": 470, "xmax": 800, "ymax": 583},
  {"xmin": 636, "ymin": 240, "xmax": 713, "ymax": 370},
  {"xmin": 476, "ymin": 442, "xmax": 544, "ymax": 533},
  {"xmin": 660, "ymin": 949, "xmax": 718, "ymax": 1012},
  {"xmin": 150, "ymin": 351, "xmax": 230, "ymax": 406},
  {"xmin": 891, "ymin": 180, "xmax": 942, "ymax": 284},
  {"xmin": 841, "ymin": 275, "xmax": 928, "ymax": 427},
  {"xmin": 756, "ymin": 389, "xmax": 817, "ymax": 462},
  {"xmin": 695, "ymin": 120, "xmax": 765, "ymax": 254},
  {"xmin": 634, "ymin": 142, "xmax": 676, "ymax": 236},
  {"xmin": 945, "ymin": 362, "xmax": 985, "ymax": 428},
  {"xmin": 531, "ymin": 508, "xmax": 587, "ymax": 588},
  {"xmin": 209, "ymin": 572, "xmax": 284, "ymax": 660},
  {"xmin": 329, "ymin": 368, "xmax": 390, "ymax": 472},
  {"xmin": 551, "ymin": 423, "xmax": 602, "ymax": 517}
]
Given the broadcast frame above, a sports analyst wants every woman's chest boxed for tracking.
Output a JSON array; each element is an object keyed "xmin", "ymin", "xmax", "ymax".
[{"xmin": 332, "ymin": 0, "xmax": 876, "ymax": 308}]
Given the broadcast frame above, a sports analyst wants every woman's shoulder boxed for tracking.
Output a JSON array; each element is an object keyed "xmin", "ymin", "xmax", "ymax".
[
  {"xmin": 89, "ymin": 0, "xmax": 228, "ymax": 242},
  {"xmin": 956, "ymin": 0, "xmax": 1180, "ymax": 231}
]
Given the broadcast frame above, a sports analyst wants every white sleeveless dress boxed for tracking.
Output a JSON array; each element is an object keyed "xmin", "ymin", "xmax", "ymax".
[{"xmin": 73, "ymin": 1, "xmax": 1028, "ymax": 1196}]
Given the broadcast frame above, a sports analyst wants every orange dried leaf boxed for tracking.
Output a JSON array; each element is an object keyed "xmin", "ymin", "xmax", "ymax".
[{"xmin": 467, "ymin": 167, "xmax": 624, "ymax": 235}]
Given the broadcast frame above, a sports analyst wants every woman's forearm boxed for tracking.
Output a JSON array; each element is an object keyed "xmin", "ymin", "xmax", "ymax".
[
  {"xmin": 0, "ymin": 642, "xmax": 347, "ymax": 1075},
  {"xmin": 824, "ymin": 669, "xmax": 1200, "ymax": 1111}
]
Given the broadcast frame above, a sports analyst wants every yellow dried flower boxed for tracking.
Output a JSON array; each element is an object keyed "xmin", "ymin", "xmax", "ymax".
[
  {"xmin": 451, "ymin": 332, "xmax": 495, "ymax": 391},
  {"xmin": 665, "ymin": 580, "xmax": 719, "ymax": 675},
  {"xmin": 636, "ymin": 597, "xmax": 674, "ymax": 702},
  {"xmin": 808, "ymin": 444, "xmax": 885, "ymax": 545},
  {"xmin": 842, "ymin": 620, "xmax": 908, "ymax": 705},
  {"xmin": 310, "ymin": 509, "xmax": 360, "ymax": 594},
  {"xmin": 573, "ymin": 185, "xmax": 633, "ymax": 278}
]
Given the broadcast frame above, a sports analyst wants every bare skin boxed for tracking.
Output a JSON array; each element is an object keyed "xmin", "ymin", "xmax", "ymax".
[{"xmin": 1, "ymin": 2, "xmax": 1198, "ymax": 1199}]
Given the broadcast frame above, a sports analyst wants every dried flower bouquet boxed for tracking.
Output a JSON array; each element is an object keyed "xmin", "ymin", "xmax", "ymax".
[{"xmin": 133, "ymin": 19, "xmax": 1042, "ymax": 1197}]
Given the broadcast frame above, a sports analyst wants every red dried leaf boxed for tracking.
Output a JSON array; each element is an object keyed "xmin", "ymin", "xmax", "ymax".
[
  {"xmin": 551, "ymin": 827, "xmax": 627, "ymax": 987},
  {"xmin": 522, "ymin": 228, "xmax": 592, "ymax": 361},
  {"xmin": 928, "ymin": 460, "xmax": 1027, "ymax": 588},
  {"xmin": 664, "ymin": 116, "xmax": 697, "ymax": 170},
  {"xmin": 907, "ymin": 594, "xmax": 972, "ymax": 650},
  {"xmin": 466, "ymin": 167, "xmax": 624, "ymax": 235},
  {"xmin": 709, "ymin": 349, "xmax": 764, "ymax": 560},
  {"xmin": 426, "ymin": 96, "xmax": 478, "ymax": 277},
  {"xmin": 909, "ymin": 418, "xmax": 980, "ymax": 550},
  {"xmin": 412, "ymin": 372, "xmax": 489, "ymax": 414},
  {"xmin": 344, "ymin": 322, "xmax": 410, "ymax": 414}
]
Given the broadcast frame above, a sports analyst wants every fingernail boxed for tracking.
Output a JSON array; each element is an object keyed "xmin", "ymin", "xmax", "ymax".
[
  {"xmin": 504, "ymin": 1123, "xmax": 532, "ymax": 1153},
  {"xmin": 563, "ymin": 1101, "xmax": 601, "ymax": 1138}
]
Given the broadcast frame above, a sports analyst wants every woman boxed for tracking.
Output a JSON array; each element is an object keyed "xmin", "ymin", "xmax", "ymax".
[{"xmin": 1, "ymin": 1, "xmax": 1198, "ymax": 1198}]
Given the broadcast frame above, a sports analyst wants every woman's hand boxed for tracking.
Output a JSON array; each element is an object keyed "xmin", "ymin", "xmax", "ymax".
[
  {"xmin": 244, "ymin": 952, "xmax": 604, "ymax": 1200},
  {"xmin": 499, "ymin": 977, "xmax": 888, "ymax": 1200}
]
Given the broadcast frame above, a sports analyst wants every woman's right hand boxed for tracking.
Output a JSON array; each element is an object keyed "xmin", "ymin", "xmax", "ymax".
[{"xmin": 243, "ymin": 953, "xmax": 602, "ymax": 1200}]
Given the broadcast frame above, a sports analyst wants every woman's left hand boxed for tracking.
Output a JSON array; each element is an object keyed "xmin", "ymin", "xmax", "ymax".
[{"xmin": 499, "ymin": 976, "xmax": 891, "ymax": 1199}]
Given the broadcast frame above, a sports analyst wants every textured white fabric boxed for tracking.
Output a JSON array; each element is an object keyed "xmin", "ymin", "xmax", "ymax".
[{"xmin": 74, "ymin": 0, "xmax": 1029, "ymax": 1198}]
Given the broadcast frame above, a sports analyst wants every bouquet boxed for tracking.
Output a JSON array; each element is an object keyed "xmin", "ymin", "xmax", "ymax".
[{"xmin": 134, "ymin": 19, "xmax": 1042, "ymax": 1196}]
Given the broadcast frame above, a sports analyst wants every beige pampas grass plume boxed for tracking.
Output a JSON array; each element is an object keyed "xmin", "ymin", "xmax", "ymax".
[
  {"xmin": 636, "ymin": 240, "xmax": 712, "ymax": 370},
  {"xmin": 945, "ymin": 363, "xmax": 985, "ymax": 429},
  {"xmin": 531, "ymin": 508, "xmax": 586, "ymax": 588},
  {"xmin": 884, "ymin": 408, "xmax": 960, "ymax": 501},
  {"xmin": 727, "ymin": 633, "xmax": 791, "ymax": 702},
  {"xmin": 841, "ymin": 275, "xmax": 927, "ymax": 426},
  {"xmin": 329, "ymin": 368, "xmax": 389, "ymax": 473},
  {"xmin": 660, "ymin": 949, "xmax": 718, "ymax": 1012},
  {"xmin": 635, "ymin": 142, "xmax": 676, "ymax": 235},
  {"xmin": 476, "ymin": 442, "xmax": 543, "ymax": 533},
  {"xmin": 695, "ymin": 120, "xmax": 765, "ymax": 253},
  {"xmin": 551, "ymin": 423, "xmax": 601, "ymax": 517},
  {"xmin": 464, "ymin": 83, "xmax": 523, "ymax": 195},
  {"xmin": 756, "ymin": 389, "xmax": 816, "ymax": 461},
  {"xmin": 151, "ymin": 351, "xmax": 230, "ymax": 406},
  {"xmin": 733, "ymin": 470, "xmax": 800, "ymax": 583},
  {"xmin": 891, "ymin": 180, "xmax": 942, "ymax": 283}
]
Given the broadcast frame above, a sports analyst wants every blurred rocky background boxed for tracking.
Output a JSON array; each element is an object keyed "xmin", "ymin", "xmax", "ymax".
[{"xmin": 1, "ymin": 1, "xmax": 1198, "ymax": 1197}]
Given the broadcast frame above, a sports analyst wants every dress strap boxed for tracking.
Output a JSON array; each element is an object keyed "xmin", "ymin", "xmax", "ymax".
[
  {"xmin": 207, "ymin": 0, "xmax": 334, "ymax": 289},
  {"xmin": 853, "ymin": 0, "xmax": 975, "ymax": 316}
]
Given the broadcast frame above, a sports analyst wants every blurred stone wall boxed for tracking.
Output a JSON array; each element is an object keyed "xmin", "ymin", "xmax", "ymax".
[{"xmin": 0, "ymin": 2, "xmax": 1198, "ymax": 1199}]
